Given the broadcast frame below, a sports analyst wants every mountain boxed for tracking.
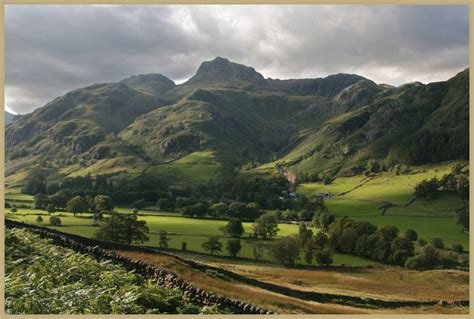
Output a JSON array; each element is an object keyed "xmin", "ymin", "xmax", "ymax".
[
  {"xmin": 5, "ymin": 57, "xmax": 469, "ymax": 186},
  {"xmin": 5, "ymin": 111, "xmax": 19, "ymax": 125}
]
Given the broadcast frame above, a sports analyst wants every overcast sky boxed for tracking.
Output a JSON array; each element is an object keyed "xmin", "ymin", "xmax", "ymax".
[{"xmin": 5, "ymin": 5, "xmax": 469, "ymax": 114}]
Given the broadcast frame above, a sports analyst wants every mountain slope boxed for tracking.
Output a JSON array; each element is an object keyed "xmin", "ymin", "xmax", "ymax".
[
  {"xmin": 4, "ymin": 111, "xmax": 19, "ymax": 125},
  {"xmin": 5, "ymin": 57, "xmax": 469, "ymax": 186}
]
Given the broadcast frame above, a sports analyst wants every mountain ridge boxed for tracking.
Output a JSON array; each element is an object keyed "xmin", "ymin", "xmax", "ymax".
[{"xmin": 5, "ymin": 57, "xmax": 469, "ymax": 186}]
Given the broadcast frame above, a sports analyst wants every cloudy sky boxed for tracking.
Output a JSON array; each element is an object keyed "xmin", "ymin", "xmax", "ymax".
[{"xmin": 5, "ymin": 5, "xmax": 469, "ymax": 114}]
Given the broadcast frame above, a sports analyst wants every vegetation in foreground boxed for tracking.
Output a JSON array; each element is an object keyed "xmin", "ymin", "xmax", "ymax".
[{"xmin": 5, "ymin": 227, "xmax": 227, "ymax": 314}]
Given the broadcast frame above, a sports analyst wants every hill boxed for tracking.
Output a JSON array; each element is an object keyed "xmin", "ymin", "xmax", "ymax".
[{"xmin": 4, "ymin": 57, "xmax": 469, "ymax": 186}]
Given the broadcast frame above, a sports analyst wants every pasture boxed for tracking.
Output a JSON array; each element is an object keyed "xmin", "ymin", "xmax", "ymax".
[
  {"xmin": 297, "ymin": 162, "xmax": 468, "ymax": 250},
  {"xmin": 5, "ymin": 208, "xmax": 375, "ymax": 267}
]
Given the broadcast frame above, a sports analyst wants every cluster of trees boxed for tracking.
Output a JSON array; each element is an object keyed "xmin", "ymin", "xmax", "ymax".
[
  {"xmin": 34, "ymin": 193, "xmax": 114, "ymax": 216},
  {"xmin": 324, "ymin": 215, "xmax": 464, "ymax": 270},
  {"xmin": 328, "ymin": 217, "xmax": 415, "ymax": 266},
  {"xmin": 180, "ymin": 202, "xmax": 264, "ymax": 220},
  {"xmin": 95, "ymin": 212, "xmax": 149, "ymax": 245},
  {"xmin": 270, "ymin": 224, "xmax": 333, "ymax": 266},
  {"xmin": 414, "ymin": 164, "xmax": 469, "ymax": 231},
  {"xmin": 414, "ymin": 164, "xmax": 469, "ymax": 200},
  {"xmin": 24, "ymin": 172, "xmax": 324, "ymax": 218}
]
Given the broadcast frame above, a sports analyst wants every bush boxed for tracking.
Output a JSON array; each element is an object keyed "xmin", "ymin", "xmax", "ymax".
[{"xmin": 10, "ymin": 207, "xmax": 17, "ymax": 213}]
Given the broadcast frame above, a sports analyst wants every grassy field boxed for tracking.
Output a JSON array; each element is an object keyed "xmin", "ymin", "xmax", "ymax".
[
  {"xmin": 297, "ymin": 162, "xmax": 468, "ymax": 250},
  {"xmin": 146, "ymin": 151, "xmax": 221, "ymax": 184},
  {"xmin": 6, "ymin": 208, "xmax": 375, "ymax": 266}
]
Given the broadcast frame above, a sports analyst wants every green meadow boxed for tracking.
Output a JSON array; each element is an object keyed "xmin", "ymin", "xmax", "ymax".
[
  {"xmin": 5, "ymin": 208, "xmax": 375, "ymax": 266},
  {"xmin": 297, "ymin": 162, "xmax": 468, "ymax": 250}
]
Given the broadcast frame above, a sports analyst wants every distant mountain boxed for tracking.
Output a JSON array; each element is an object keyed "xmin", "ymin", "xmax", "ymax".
[
  {"xmin": 5, "ymin": 111, "xmax": 18, "ymax": 125},
  {"xmin": 186, "ymin": 56, "xmax": 267, "ymax": 86},
  {"xmin": 5, "ymin": 57, "xmax": 469, "ymax": 185}
]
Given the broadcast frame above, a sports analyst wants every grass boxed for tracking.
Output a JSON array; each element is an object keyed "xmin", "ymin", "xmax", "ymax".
[
  {"xmin": 116, "ymin": 250, "xmax": 369, "ymax": 314},
  {"xmin": 146, "ymin": 151, "xmax": 221, "ymax": 184},
  {"xmin": 7, "ymin": 208, "xmax": 375, "ymax": 266},
  {"xmin": 201, "ymin": 257, "xmax": 469, "ymax": 303},
  {"xmin": 296, "ymin": 162, "xmax": 468, "ymax": 250}
]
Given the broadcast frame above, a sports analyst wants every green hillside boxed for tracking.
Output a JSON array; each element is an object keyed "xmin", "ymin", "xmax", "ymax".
[{"xmin": 5, "ymin": 57, "xmax": 469, "ymax": 188}]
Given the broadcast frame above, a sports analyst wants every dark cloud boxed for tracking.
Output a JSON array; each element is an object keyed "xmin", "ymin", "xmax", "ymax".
[{"xmin": 5, "ymin": 5, "xmax": 469, "ymax": 114}]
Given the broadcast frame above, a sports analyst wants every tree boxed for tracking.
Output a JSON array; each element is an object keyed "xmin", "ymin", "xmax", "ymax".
[
  {"xmin": 431, "ymin": 237, "xmax": 444, "ymax": 249},
  {"xmin": 229, "ymin": 202, "xmax": 247, "ymax": 218},
  {"xmin": 67, "ymin": 196, "xmax": 88, "ymax": 216},
  {"xmin": 405, "ymin": 229, "xmax": 418, "ymax": 242},
  {"xmin": 298, "ymin": 223, "xmax": 313, "ymax": 248},
  {"xmin": 304, "ymin": 243, "xmax": 314, "ymax": 264},
  {"xmin": 132, "ymin": 198, "xmax": 146, "ymax": 210},
  {"xmin": 36, "ymin": 215, "xmax": 43, "ymax": 224},
  {"xmin": 202, "ymin": 236, "xmax": 223, "ymax": 254},
  {"xmin": 95, "ymin": 213, "xmax": 149, "ymax": 244},
  {"xmin": 456, "ymin": 175, "xmax": 469, "ymax": 199},
  {"xmin": 452, "ymin": 242, "xmax": 463, "ymax": 253},
  {"xmin": 253, "ymin": 241, "xmax": 266, "ymax": 260},
  {"xmin": 390, "ymin": 237, "xmax": 415, "ymax": 266},
  {"xmin": 156, "ymin": 198, "xmax": 173, "ymax": 212},
  {"xmin": 367, "ymin": 159, "xmax": 380, "ymax": 173},
  {"xmin": 313, "ymin": 213, "xmax": 335, "ymax": 232},
  {"xmin": 93, "ymin": 212, "xmax": 103, "ymax": 224},
  {"xmin": 253, "ymin": 214, "xmax": 279, "ymax": 239},
  {"xmin": 226, "ymin": 239, "xmax": 242, "ymax": 257},
  {"xmin": 181, "ymin": 242, "xmax": 187, "ymax": 251},
  {"xmin": 315, "ymin": 250, "xmax": 333, "ymax": 266},
  {"xmin": 159, "ymin": 230, "xmax": 169, "ymax": 248},
  {"xmin": 414, "ymin": 178, "xmax": 440, "ymax": 200},
  {"xmin": 314, "ymin": 231, "xmax": 329, "ymax": 250},
  {"xmin": 11, "ymin": 207, "xmax": 17, "ymax": 213},
  {"xmin": 48, "ymin": 193, "xmax": 68, "ymax": 210},
  {"xmin": 34, "ymin": 193, "xmax": 49, "ymax": 209},
  {"xmin": 405, "ymin": 245, "xmax": 440, "ymax": 270},
  {"xmin": 456, "ymin": 205, "xmax": 469, "ymax": 231},
  {"xmin": 210, "ymin": 202, "xmax": 229, "ymax": 218},
  {"xmin": 224, "ymin": 218, "xmax": 244, "ymax": 237},
  {"xmin": 49, "ymin": 216, "xmax": 61, "ymax": 226},
  {"xmin": 270, "ymin": 236, "xmax": 300, "ymax": 265},
  {"xmin": 94, "ymin": 195, "xmax": 114, "ymax": 213}
]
